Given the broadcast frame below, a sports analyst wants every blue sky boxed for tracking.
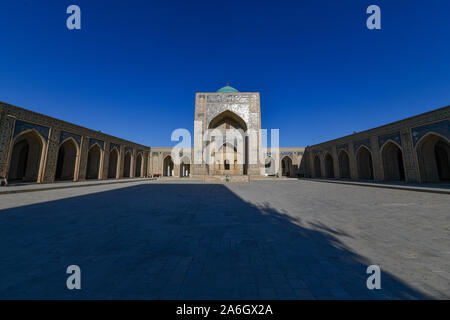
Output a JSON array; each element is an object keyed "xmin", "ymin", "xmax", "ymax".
[{"xmin": 0, "ymin": 0, "xmax": 449, "ymax": 147}]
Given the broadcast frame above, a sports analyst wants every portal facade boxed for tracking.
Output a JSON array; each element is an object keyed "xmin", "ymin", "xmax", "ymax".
[{"xmin": 148, "ymin": 85, "xmax": 306, "ymax": 179}]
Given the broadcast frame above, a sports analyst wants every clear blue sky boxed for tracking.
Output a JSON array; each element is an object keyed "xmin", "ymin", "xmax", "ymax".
[{"xmin": 0, "ymin": 1, "xmax": 449, "ymax": 147}]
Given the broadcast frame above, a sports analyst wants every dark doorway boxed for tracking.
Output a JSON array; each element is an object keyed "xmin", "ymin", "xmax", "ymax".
[
  {"xmin": 357, "ymin": 147, "xmax": 374, "ymax": 180},
  {"xmin": 86, "ymin": 144, "xmax": 101, "ymax": 180}
]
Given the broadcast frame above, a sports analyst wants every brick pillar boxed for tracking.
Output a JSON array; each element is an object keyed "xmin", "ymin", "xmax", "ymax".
[
  {"xmin": 401, "ymin": 129, "xmax": 420, "ymax": 183},
  {"xmin": 102, "ymin": 142, "xmax": 110, "ymax": 180},
  {"xmin": 348, "ymin": 142, "xmax": 358, "ymax": 179},
  {"xmin": 78, "ymin": 136, "xmax": 89, "ymax": 181},
  {"xmin": 42, "ymin": 128, "xmax": 61, "ymax": 183},
  {"xmin": 119, "ymin": 145, "xmax": 125, "ymax": 178},
  {"xmin": 0, "ymin": 114, "xmax": 15, "ymax": 184},
  {"xmin": 371, "ymin": 135, "xmax": 383, "ymax": 182},
  {"xmin": 332, "ymin": 146, "xmax": 340, "ymax": 178},
  {"xmin": 130, "ymin": 149, "xmax": 136, "ymax": 178}
]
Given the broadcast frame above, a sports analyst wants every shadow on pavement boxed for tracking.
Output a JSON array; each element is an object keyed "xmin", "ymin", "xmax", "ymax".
[{"xmin": 0, "ymin": 184, "xmax": 431, "ymax": 299}]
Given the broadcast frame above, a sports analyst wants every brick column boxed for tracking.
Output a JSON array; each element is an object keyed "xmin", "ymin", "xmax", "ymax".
[
  {"xmin": 0, "ymin": 114, "xmax": 15, "ymax": 184},
  {"xmin": 332, "ymin": 146, "xmax": 340, "ymax": 178},
  {"xmin": 102, "ymin": 142, "xmax": 110, "ymax": 180},
  {"xmin": 119, "ymin": 145, "xmax": 125, "ymax": 178},
  {"xmin": 371, "ymin": 135, "xmax": 383, "ymax": 182},
  {"xmin": 42, "ymin": 127, "xmax": 61, "ymax": 183},
  {"xmin": 348, "ymin": 142, "xmax": 358, "ymax": 179},
  {"xmin": 401, "ymin": 129, "xmax": 420, "ymax": 183},
  {"xmin": 78, "ymin": 136, "xmax": 89, "ymax": 181}
]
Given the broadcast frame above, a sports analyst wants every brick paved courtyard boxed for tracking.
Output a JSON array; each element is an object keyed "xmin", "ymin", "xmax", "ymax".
[{"xmin": 0, "ymin": 180, "xmax": 449, "ymax": 299}]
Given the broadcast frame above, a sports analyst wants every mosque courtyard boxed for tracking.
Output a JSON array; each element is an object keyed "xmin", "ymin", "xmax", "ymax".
[{"xmin": 0, "ymin": 179, "xmax": 449, "ymax": 299}]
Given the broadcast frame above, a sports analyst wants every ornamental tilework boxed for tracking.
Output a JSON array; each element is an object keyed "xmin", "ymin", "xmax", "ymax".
[
  {"xmin": 88, "ymin": 138, "xmax": 104, "ymax": 150},
  {"xmin": 378, "ymin": 132, "xmax": 402, "ymax": 148},
  {"xmin": 13, "ymin": 120, "xmax": 50, "ymax": 142},
  {"xmin": 125, "ymin": 146, "xmax": 133, "ymax": 154},
  {"xmin": 353, "ymin": 138, "xmax": 371, "ymax": 152},
  {"xmin": 336, "ymin": 143, "xmax": 349, "ymax": 153},
  {"xmin": 110, "ymin": 143, "xmax": 121, "ymax": 152},
  {"xmin": 411, "ymin": 120, "xmax": 450, "ymax": 146},
  {"xmin": 60, "ymin": 131, "xmax": 82, "ymax": 146},
  {"xmin": 280, "ymin": 151, "xmax": 293, "ymax": 157}
]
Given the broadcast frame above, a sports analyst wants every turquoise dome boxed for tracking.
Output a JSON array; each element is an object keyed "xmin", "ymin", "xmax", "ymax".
[{"xmin": 216, "ymin": 84, "xmax": 239, "ymax": 93}]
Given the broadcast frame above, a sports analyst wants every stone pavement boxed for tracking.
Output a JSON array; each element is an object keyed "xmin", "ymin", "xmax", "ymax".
[
  {"xmin": 0, "ymin": 179, "xmax": 448, "ymax": 299},
  {"xmin": 305, "ymin": 178, "xmax": 450, "ymax": 195},
  {"xmin": 0, "ymin": 177, "xmax": 154, "ymax": 195}
]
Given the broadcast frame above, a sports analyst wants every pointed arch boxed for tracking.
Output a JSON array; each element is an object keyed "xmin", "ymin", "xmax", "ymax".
[
  {"xmin": 7, "ymin": 129, "xmax": 46, "ymax": 183},
  {"xmin": 381, "ymin": 141, "xmax": 405, "ymax": 181},
  {"xmin": 338, "ymin": 150, "xmax": 350, "ymax": 179},
  {"xmin": 135, "ymin": 152, "xmax": 143, "ymax": 178},
  {"xmin": 123, "ymin": 151, "xmax": 132, "ymax": 178},
  {"xmin": 324, "ymin": 153, "xmax": 335, "ymax": 178},
  {"xmin": 356, "ymin": 146, "xmax": 374, "ymax": 180},
  {"xmin": 108, "ymin": 147, "xmax": 119, "ymax": 179},
  {"xmin": 281, "ymin": 156, "xmax": 293, "ymax": 177},
  {"xmin": 86, "ymin": 144, "xmax": 102, "ymax": 180},
  {"xmin": 55, "ymin": 137, "xmax": 79, "ymax": 181},
  {"xmin": 163, "ymin": 155, "xmax": 174, "ymax": 177},
  {"xmin": 180, "ymin": 155, "xmax": 191, "ymax": 177},
  {"xmin": 208, "ymin": 110, "xmax": 247, "ymax": 131},
  {"xmin": 416, "ymin": 132, "xmax": 450, "ymax": 182}
]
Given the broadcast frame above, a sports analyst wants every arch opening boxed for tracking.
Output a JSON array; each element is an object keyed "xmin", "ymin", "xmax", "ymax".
[
  {"xmin": 338, "ymin": 150, "xmax": 350, "ymax": 179},
  {"xmin": 8, "ymin": 131, "xmax": 44, "ymax": 183},
  {"xmin": 324, "ymin": 153, "xmax": 335, "ymax": 178},
  {"xmin": 135, "ymin": 153, "xmax": 143, "ymax": 178},
  {"xmin": 208, "ymin": 110, "xmax": 248, "ymax": 175},
  {"xmin": 281, "ymin": 156, "xmax": 292, "ymax": 177},
  {"xmin": 123, "ymin": 151, "xmax": 132, "ymax": 178},
  {"xmin": 357, "ymin": 147, "xmax": 374, "ymax": 180},
  {"xmin": 163, "ymin": 156, "xmax": 174, "ymax": 177},
  {"xmin": 180, "ymin": 159, "xmax": 190, "ymax": 177},
  {"xmin": 382, "ymin": 142, "xmax": 405, "ymax": 181},
  {"xmin": 417, "ymin": 133, "xmax": 450, "ymax": 182},
  {"xmin": 86, "ymin": 144, "xmax": 101, "ymax": 180},
  {"xmin": 108, "ymin": 148, "xmax": 119, "ymax": 179},
  {"xmin": 55, "ymin": 139, "xmax": 78, "ymax": 181}
]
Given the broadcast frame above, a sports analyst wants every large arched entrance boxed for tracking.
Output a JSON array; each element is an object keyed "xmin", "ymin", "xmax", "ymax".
[
  {"xmin": 55, "ymin": 138, "xmax": 78, "ymax": 181},
  {"xmin": 163, "ymin": 156, "xmax": 174, "ymax": 176},
  {"xmin": 7, "ymin": 130, "xmax": 45, "ymax": 183},
  {"xmin": 356, "ymin": 146, "xmax": 374, "ymax": 180},
  {"xmin": 381, "ymin": 141, "xmax": 405, "ymax": 181},
  {"xmin": 108, "ymin": 148, "xmax": 119, "ymax": 179},
  {"xmin": 313, "ymin": 155, "xmax": 321, "ymax": 177},
  {"xmin": 338, "ymin": 150, "xmax": 350, "ymax": 179},
  {"xmin": 208, "ymin": 110, "xmax": 248, "ymax": 175},
  {"xmin": 324, "ymin": 153, "xmax": 335, "ymax": 178},
  {"xmin": 281, "ymin": 156, "xmax": 292, "ymax": 177},
  {"xmin": 86, "ymin": 144, "xmax": 101, "ymax": 180},
  {"xmin": 135, "ymin": 153, "xmax": 143, "ymax": 178},
  {"xmin": 417, "ymin": 133, "xmax": 450, "ymax": 182}
]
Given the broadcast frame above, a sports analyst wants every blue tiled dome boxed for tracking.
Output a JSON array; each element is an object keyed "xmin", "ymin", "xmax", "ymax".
[{"xmin": 216, "ymin": 84, "xmax": 239, "ymax": 93}]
